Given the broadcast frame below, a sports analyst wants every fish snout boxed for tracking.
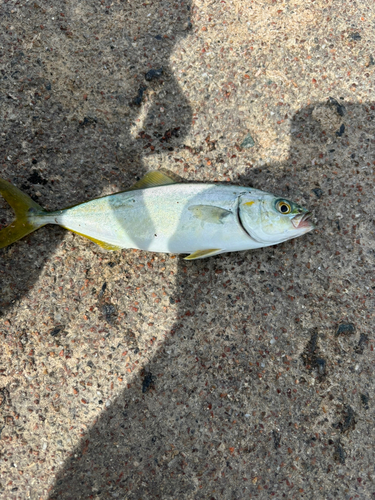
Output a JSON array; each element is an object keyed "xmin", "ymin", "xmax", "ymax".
[{"xmin": 291, "ymin": 211, "xmax": 315, "ymax": 230}]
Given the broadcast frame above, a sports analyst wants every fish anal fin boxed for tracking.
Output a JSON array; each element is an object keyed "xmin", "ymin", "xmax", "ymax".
[
  {"xmin": 129, "ymin": 170, "xmax": 178, "ymax": 191},
  {"xmin": 66, "ymin": 228, "xmax": 122, "ymax": 251},
  {"xmin": 184, "ymin": 248, "xmax": 222, "ymax": 260},
  {"xmin": 188, "ymin": 205, "xmax": 232, "ymax": 224}
]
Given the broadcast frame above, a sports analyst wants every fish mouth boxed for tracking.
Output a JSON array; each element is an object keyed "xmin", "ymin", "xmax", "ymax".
[{"xmin": 291, "ymin": 212, "xmax": 315, "ymax": 230}]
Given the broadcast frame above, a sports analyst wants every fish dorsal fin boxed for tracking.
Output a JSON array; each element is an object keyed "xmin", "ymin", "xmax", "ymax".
[
  {"xmin": 184, "ymin": 248, "xmax": 222, "ymax": 260},
  {"xmin": 129, "ymin": 170, "xmax": 179, "ymax": 191},
  {"xmin": 158, "ymin": 168, "xmax": 184, "ymax": 183},
  {"xmin": 188, "ymin": 205, "xmax": 232, "ymax": 224}
]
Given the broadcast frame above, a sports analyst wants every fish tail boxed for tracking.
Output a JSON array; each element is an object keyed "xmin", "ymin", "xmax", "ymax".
[{"xmin": 0, "ymin": 177, "xmax": 47, "ymax": 249}]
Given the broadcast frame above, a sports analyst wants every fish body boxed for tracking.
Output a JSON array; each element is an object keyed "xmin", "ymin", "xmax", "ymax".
[
  {"xmin": 0, "ymin": 171, "xmax": 315, "ymax": 259},
  {"xmin": 40, "ymin": 184, "xmax": 261, "ymax": 255}
]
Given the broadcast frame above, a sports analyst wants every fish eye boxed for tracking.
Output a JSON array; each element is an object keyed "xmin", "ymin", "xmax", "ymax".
[{"xmin": 276, "ymin": 200, "xmax": 291, "ymax": 214}]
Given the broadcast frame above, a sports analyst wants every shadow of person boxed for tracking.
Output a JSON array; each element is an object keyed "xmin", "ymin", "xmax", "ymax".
[
  {"xmin": 0, "ymin": 0, "xmax": 192, "ymax": 312},
  {"xmin": 48, "ymin": 100, "xmax": 375, "ymax": 499}
]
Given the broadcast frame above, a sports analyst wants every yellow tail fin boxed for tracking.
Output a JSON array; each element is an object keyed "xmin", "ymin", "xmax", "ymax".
[{"xmin": 0, "ymin": 177, "xmax": 46, "ymax": 249}]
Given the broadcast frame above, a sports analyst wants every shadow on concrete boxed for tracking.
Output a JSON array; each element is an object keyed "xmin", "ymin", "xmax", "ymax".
[
  {"xmin": 0, "ymin": 0, "xmax": 192, "ymax": 312},
  {"xmin": 1, "ymin": 1, "xmax": 374, "ymax": 497},
  {"xmin": 48, "ymin": 99, "xmax": 375, "ymax": 498}
]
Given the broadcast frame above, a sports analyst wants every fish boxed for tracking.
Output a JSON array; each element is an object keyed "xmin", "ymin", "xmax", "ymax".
[{"xmin": 0, "ymin": 170, "xmax": 315, "ymax": 260}]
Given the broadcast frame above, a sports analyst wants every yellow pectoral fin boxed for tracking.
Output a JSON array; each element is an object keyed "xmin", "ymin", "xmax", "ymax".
[
  {"xmin": 184, "ymin": 248, "xmax": 222, "ymax": 260},
  {"xmin": 65, "ymin": 228, "xmax": 122, "ymax": 251}
]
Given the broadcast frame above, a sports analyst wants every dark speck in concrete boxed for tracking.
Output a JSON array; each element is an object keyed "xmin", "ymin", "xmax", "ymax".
[
  {"xmin": 355, "ymin": 333, "xmax": 368, "ymax": 354},
  {"xmin": 272, "ymin": 430, "xmax": 281, "ymax": 449},
  {"xmin": 102, "ymin": 304, "xmax": 116, "ymax": 323},
  {"xmin": 28, "ymin": 171, "xmax": 48, "ymax": 185},
  {"xmin": 360, "ymin": 393, "xmax": 369, "ymax": 410},
  {"xmin": 50, "ymin": 326, "xmax": 64, "ymax": 337},
  {"xmin": 312, "ymin": 188, "xmax": 323, "ymax": 198},
  {"xmin": 333, "ymin": 406, "xmax": 356, "ymax": 433},
  {"xmin": 328, "ymin": 96, "xmax": 346, "ymax": 116},
  {"xmin": 145, "ymin": 67, "xmax": 163, "ymax": 81},
  {"xmin": 335, "ymin": 123, "xmax": 345, "ymax": 137},
  {"xmin": 142, "ymin": 371, "xmax": 155, "ymax": 393},
  {"xmin": 78, "ymin": 116, "xmax": 97, "ymax": 128},
  {"xmin": 302, "ymin": 328, "xmax": 326, "ymax": 379},
  {"xmin": 316, "ymin": 357, "xmax": 326, "ymax": 376},
  {"xmin": 336, "ymin": 323, "xmax": 355, "ymax": 336},
  {"xmin": 333, "ymin": 441, "xmax": 346, "ymax": 464},
  {"xmin": 99, "ymin": 282, "xmax": 107, "ymax": 298},
  {"xmin": 132, "ymin": 86, "xmax": 146, "ymax": 106}
]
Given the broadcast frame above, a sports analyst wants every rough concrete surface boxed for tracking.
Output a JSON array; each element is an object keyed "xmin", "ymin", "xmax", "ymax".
[{"xmin": 0, "ymin": 0, "xmax": 374, "ymax": 499}]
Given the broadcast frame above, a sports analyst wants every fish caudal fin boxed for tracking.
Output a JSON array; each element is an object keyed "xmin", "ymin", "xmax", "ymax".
[{"xmin": 0, "ymin": 177, "xmax": 46, "ymax": 249}]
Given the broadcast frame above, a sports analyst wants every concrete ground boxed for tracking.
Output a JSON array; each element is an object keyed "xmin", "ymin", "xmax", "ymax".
[{"xmin": 0, "ymin": 0, "xmax": 374, "ymax": 498}]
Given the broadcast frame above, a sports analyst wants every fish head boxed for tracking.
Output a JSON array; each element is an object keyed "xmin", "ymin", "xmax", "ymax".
[{"xmin": 239, "ymin": 192, "xmax": 316, "ymax": 245}]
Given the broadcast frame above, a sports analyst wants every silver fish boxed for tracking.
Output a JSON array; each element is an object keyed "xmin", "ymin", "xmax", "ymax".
[{"xmin": 0, "ymin": 170, "xmax": 315, "ymax": 259}]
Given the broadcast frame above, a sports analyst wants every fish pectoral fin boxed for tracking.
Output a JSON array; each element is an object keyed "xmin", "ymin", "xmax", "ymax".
[
  {"xmin": 188, "ymin": 205, "xmax": 232, "ymax": 224},
  {"xmin": 184, "ymin": 248, "xmax": 222, "ymax": 260},
  {"xmin": 66, "ymin": 228, "xmax": 122, "ymax": 251},
  {"xmin": 129, "ymin": 170, "xmax": 179, "ymax": 190}
]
